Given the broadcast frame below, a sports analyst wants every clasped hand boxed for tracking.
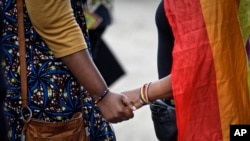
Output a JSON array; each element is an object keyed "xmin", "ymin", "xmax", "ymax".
[{"xmin": 97, "ymin": 91, "xmax": 136, "ymax": 123}]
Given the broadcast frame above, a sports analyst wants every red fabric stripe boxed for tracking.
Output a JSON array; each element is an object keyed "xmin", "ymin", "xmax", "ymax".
[{"xmin": 164, "ymin": 0, "xmax": 223, "ymax": 140}]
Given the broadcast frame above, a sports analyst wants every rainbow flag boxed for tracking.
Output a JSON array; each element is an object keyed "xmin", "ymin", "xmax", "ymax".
[{"xmin": 164, "ymin": 0, "xmax": 250, "ymax": 140}]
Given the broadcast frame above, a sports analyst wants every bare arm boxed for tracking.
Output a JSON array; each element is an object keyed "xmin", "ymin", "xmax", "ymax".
[
  {"xmin": 61, "ymin": 50, "xmax": 107, "ymax": 99},
  {"xmin": 148, "ymin": 75, "xmax": 173, "ymax": 102},
  {"xmin": 123, "ymin": 75, "xmax": 173, "ymax": 109}
]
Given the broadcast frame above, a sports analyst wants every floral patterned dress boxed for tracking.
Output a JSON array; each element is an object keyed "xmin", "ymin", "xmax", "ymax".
[{"xmin": 0, "ymin": 0, "xmax": 116, "ymax": 140}]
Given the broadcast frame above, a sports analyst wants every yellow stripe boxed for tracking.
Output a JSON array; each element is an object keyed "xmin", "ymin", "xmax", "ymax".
[{"xmin": 239, "ymin": 0, "xmax": 250, "ymax": 44}]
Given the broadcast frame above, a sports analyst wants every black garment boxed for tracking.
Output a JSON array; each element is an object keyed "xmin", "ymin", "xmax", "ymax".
[
  {"xmin": 155, "ymin": 0, "xmax": 174, "ymax": 79},
  {"xmin": 0, "ymin": 9, "xmax": 8, "ymax": 141},
  {"xmin": 155, "ymin": 0, "xmax": 174, "ymax": 106},
  {"xmin": 88, "ymin": 4, "xmax": 125, "ymax": 86},
  {"xmin": 88, "ymin": 27, "xmax": 125, "ymax": 86},
  {"xmin": 150, "ymin": 1, "xmax": 177, "ymax": 141}
]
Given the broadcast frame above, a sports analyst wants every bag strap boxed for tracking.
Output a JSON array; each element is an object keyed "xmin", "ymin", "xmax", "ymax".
[{"xmin": 17, "ymin": 0, "xmax": 28, "ymax": 109}]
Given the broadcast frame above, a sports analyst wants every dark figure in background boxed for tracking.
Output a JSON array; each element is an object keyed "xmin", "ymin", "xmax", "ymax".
[
  {"xmin": 0, "ymin": 10, "xmax": 8, "ymax": 141},
  {"xmin": 86, "ymin": 0, "xmax": 125, "ymax": 86},
  {"xmin": 150, "ymin": 0, "xmax": 177, "ymax": 140}
]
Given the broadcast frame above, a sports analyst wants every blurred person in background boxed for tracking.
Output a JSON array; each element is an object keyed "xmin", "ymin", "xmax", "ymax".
[
  {"xmin": 86, "ymin": 0, "xmax": 125, "ymax": 86},
  {"xmin": 123, "ymin": 0, "xmax": 250, "ymax": 140},
  {"xmin": 0, "ymin": 0, "xmax": 134, "ymax": 140}
]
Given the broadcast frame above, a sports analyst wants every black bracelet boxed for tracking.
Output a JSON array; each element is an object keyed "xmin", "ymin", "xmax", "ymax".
[{"xmin": 94, "ymin": 88, "xmax": 110, "ymax": 104}]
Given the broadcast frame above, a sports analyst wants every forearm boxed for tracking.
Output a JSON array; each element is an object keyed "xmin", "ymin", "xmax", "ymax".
[
  {"xmin": 148, "ymin": 75, "xmax": 173, "ymax": 102},
  {"xmin": 61, "ymin": 49, "xmax": 108, "ymax": 100}
]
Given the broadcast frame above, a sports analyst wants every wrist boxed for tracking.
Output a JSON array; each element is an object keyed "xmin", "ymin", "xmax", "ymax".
[
  {"xmin": 94, "ymin": 88, "xmax": 109, "ymax": 104},
  {"xmin": 139, "ymin": 82, "xmax": 155, "ymax": 105}
]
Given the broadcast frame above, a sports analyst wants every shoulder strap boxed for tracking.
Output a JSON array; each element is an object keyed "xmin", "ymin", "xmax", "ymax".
[{"xmin": 17, "ymin": 0, "xmax": 28, "ymax": 108}]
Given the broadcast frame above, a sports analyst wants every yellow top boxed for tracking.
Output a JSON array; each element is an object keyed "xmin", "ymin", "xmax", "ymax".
[{"xmin": 25, "ymin": 0, "xmax": 87, "ymax": 58}]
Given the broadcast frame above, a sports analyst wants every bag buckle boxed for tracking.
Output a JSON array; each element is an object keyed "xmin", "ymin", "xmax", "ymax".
[{"xmin": 21, "ymin": 107, "xmax": 32, "ymax": 123}]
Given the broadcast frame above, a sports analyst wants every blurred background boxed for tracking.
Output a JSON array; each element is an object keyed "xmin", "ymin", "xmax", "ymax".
[{"xmin": 102, "ymin": 0, "xmax": 160, "ymax": 140}]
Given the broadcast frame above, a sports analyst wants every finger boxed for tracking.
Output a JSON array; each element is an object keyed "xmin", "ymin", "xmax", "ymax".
[
  {"xmin": 121, "ymin": 105, "xmax": 135, "ymax": 120},
  {"xmin": 103, "ymin": 109, "xmax": 133, "ymax": 123},
  {"xmin": 123, "ymin": 94, "xmax": 137, "ymax": 111},
  {"xmin": 108, "ymin": 114, "xmax": 132, "ymax": 123},
  {"xmin": 121, "ymin": 94, "xmax": 136, "ymax": 111},
  {"xmin": 108, "ymin": 118, "xmax": 121, "ymax": 124}
]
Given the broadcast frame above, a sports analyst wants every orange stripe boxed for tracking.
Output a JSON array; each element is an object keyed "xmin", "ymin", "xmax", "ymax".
[{"xmin": 200, "ymin": 0, "xmax": 250, "ymax": 140}]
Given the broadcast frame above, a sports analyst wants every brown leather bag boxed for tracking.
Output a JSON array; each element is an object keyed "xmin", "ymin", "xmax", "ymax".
[
  {"xmin": 22, "ymin": 112, "xmax": 89, "ymax": 141},
  {"xmin": 17, "ymin": 0, "xmax": 89, "ymax": 140}
]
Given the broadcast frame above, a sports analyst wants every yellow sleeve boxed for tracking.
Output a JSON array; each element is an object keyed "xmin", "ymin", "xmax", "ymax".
[{"xmin": 24, "ymin": 0, "xmax": 88, "ymax": 58}]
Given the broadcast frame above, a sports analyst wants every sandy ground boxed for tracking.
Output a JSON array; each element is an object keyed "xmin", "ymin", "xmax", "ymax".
[{"xmin": 103, "ymin": 0, "xmax": 161, "ymax": 140}]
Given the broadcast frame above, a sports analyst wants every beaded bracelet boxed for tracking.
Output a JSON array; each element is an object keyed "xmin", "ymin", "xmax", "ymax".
[
  {"xmin": 145, "ymin": 82, "xmax": 153, "ymax": 103},
  {"xmin": 139, "ymin": 84, "xmax": 148, "ymax": 105},
  {"xmin": 94, "ymin": 88, "xmax": 110, "ymax": 104}
]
